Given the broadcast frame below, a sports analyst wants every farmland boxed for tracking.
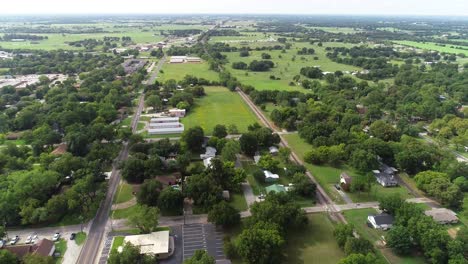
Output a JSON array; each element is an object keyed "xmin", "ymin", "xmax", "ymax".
[
  {"xmin": 158, "ymin": 61, "xmax": 220, "ymax": 82},
  {"xmin": 181, "ymin": 86, "xmax": 259, "ymax": 134},
  {"xmin": 394, "ymin": 40, "xmax": 468, "ymax": 56}
]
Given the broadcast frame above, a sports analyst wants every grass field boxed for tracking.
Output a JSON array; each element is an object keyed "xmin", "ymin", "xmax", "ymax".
[
  {"xmin": 210, "ymin": 32, "xmax": 272, "ymax": 42},
  {"xmin": 309, "ymin": 26, "xmax": 364, "ymax": 34},
  {"xmin": 158, "ymin": 62, "xmax": 220, "ymax": 82},
  {"xmin": 181, "ymin": 86, "xmax": 259, "ymax": 135},
  {"xmin": 74, "ymin": 232, "xmax": 87, "ymax": 246},
  {"xmin": 112, "ymin": 204, "xmax": 138, "ymax": 219},
  {"xmin": 223, "ymin": 42, "xmax": 361, "ymax": 92},
  {"xmin": 110, "ymin": 236, "xmax": 125, "ymax": 253},
  {"xmin": 347, "ymin": 184, "xmax": 414, "ymax": 203},
  {"xmin": 113, "ymin": 183, "xmax": 134, "ymax": 204},
  {"xmin": 343, "ymin": 209, "xmax": 426, "ymax": 264},
  {"xmin": 394, "ymin": 40, "xmax": 468, "ymax": 56},
  {"xmin": 229, "ymin": 192, "xmax": 248, "ymax": 212},
  {"xmin": 54, "ymin": 239, "xmax": 67, "ymax": 264}
]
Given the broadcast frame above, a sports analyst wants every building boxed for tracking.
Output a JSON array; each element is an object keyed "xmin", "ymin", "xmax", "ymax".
[
  {"xmin": 200, "ymin": 147, "xmax": 217, "ymax": 159},
  {"xmin": 0, "ymin": 51, "xmax": 13, "ymax": 60},
  {"xmin": 186, "ymin": 57, "xmax": 202, "ymax": 63},
  {"xmin": 373, "ymin": 164, "xmax": 398, "ymax": 187},
  {"xmin": 265, "ymin": 184, "xmax": 287, "ymax": 194},
  {"xmin": 269, "ymin": 146, "xmax": 279, "ymax": 155},
  {"xmin": 169, "ymin": 56, "xmax": 202, "ymax": 64},
  {"xmin": 5, "ymin": 239, "xmax": 55, "ymax": 259},
  {"xmin": 425, "ymin": 208, "xmax": 459, "ymax": 224},
  {"xmin": 0, "ymin": 74, "xmax": 67, "ymax": 89},
  {"xmin": 122, "ymin": 231, "xmax": 174, "ymax": 259},
  {"xmin": 148, "ymin": 117, "xmax": 184, "ymax": 135},
  {"xmin": 203, "ymin": 157, "xmax": 213, "ymax": 168},
  {"xmin": 263, "ymin": 170, "xmax": 279, "ymax": 182},
  {"xmin": 367, "ymin": 213, "xmax": 394, "ymax": 230},
  {"xmin": 169, "ymin": 108, "xmax": 186, "ymax": 117},
  {"xmin": 122, "ymin": 59, "xmax": 147, "ymax": 74},
  {"xmin": 339, "ymin": 172, "xmax": 352, "ymax": 191}
]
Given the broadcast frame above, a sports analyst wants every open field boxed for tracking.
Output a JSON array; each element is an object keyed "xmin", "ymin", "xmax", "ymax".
[
  {"xmin": 343, "ymin": 209, "xmax": 426, "ymax": 264},
  {"xmin": 181, "ymin": 86, "xmax": 259, "ymax": 134},
  {"xmin": 228, "ymin": 192, "xmax": 248, "ymax": 212},
  {"xmin": 309, "ymin": 26, "xmax": 365, "ymax": 34},
  {"xmin": 394, "ymin": 40, "xmax": 468, "ymax": 56},
  {"xmin": 158, "ymin": 62, "xmax": 220, "ymax": 82},
  {"xmin": 55, "ymin": 239, "xmax": 68, "ymax": 264},
  {"xmin": 209, "ymin": 32, "xmax": 273, "ymax": 42},
  {"xmin": 113, "ymin": 183, "xmax": 134, "ymax": 204},
  {"xmin": 223, "ymin": 42, "xmax": 361, "ymax": 92}
]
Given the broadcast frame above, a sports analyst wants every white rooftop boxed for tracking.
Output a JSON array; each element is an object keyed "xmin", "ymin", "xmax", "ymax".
[
  {"xmin": 264, "ymin": 170, "xmax": 279, "ymax": 179},
  {"xmin": 124, "ymin": 231, "xmax": 170, "ymax": 255}
]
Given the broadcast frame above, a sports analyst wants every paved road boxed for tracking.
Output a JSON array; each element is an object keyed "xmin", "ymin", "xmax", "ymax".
[{"xmin": 144, "ymin": 56, "xmax": 166, "ymax": 85}]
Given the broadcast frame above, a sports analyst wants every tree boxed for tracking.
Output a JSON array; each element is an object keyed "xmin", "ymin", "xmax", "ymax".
[
  {"xmin": 344, "ymin": 237, "xmax": 374, "ymax": 256},
  {"xmin": 387, "ymin": 225, "xmax": 412, "ymax": 255},
  {"xmin": 378, "ymin": 194, "xmax": 404, "ymax": 215},
  {"xmin": 257, "ymin": 154, "xmax": 279, "ymax": 172},
  {"xmin": 236, "ymin": 222, "xmax": 284, "ymax": 264},
  {"xmin": 220, "ymin": 140, "xmax": 241, "ymax": 162},
  {"xmin": 108, "ymin": 242, "xmax": 157, "ymax": 264},
  {"xmin": 239, "ymin": 133, "xmax": 258, "ymax": 156},
  {"xmin": 182, "ymin": 126, "xmax": 205, "ymax": 152},
  {"xmin": 350, "ymin": 149, "xmax": 379, "ymax": 173},
  {"xmin": 137, "ymin": 179, "xmax": 162, "ymax": 207},
  {"xmin": 369, "ymin": 120, "xmax": 400, "ymax": 142},
  {"xmin": 278, "ymin": 147, "xmax": 291, "ymax": 164},
  {"xmin": 338, "ymin": 253, "xmax": 381, "ymax": 264},
  {"xmin": 334, "ymin": 224, "xmax": 355, "ymax": 248},
  {"xmin": 127, "ymin": 205, "xmax": 159, "ymax": 233},
  {"xmin": 158, "ymin": 187, "xmax": 184, "ymax": 215},
  {"xmin": 212, "ymin": 125, "xmax": 228, "ymax": 138},
  {"xmin": 145, "ymin": 95, "xmax": 162, "ymax": 112},
  {"xmin": 291, "ymin": 173, "xmax": 316, "ymax": 198},
  {"xmin": 184, "ymin": 173, "xmax": 222, "ymax": 210},
  {"xmin": 184, "ymin": 250, "xmax": 215, "ymax": 264},
  {"xmin": 0, "ymin": 250, "xmax": 18, "ymax": 264},
  {"xmin": 23, "ymin": 254, "xmax": 54, "ymax": 264},
  {"xmin": 208, "ymin": 201, "xmax": 240, "ymax": 227}
]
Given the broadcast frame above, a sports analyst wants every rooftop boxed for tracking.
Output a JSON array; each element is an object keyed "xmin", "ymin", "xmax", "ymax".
[{"xmin": 124, "ymin": 231, "xmax": 170, "ymax": 255}]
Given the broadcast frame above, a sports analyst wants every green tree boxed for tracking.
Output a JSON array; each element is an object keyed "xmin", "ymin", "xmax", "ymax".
[
  {"xmin": 208, "ymin": 201, "xmax": 240, "ymax": 227},
  {"xmin": 334, "ymin": 224, "xmax": 355, "ymax": 248},
  {"xmin": 23, "ymin": 254, "xmax": 54, "ymax": 264},
  {"xmin": 220, "ymin": 140, "xmax": 240, "ymax": 162},
  {"xmin": 182, "ymin": 126, "xmax": 205, "ymax": 152},
  {"xmin": 137, "ymin": 179, "xmax": 163, "ymax": 207},
  {"xmin": 239, "ymin": 133, "xmax": 258, "ymax": 156},
  {"xmin": 212, "ymin": 124, "xmax": 228, "ymax": 138},
  {"xmin": 158, "ymin": 187, "xmax": 184, "ymax": 215},
  {"xmin": 344, "ymin": 237, "xmax": 374, "ymax": 256},
  {"xmin": 108, "ymin": 242, "xmax": 157, "ymax": 264},
  {"xmin": 291, "ymin": 173, "xmax": 316, "ymax": 198},
  {"xmin": 145, "ymin": 95, "xmax": 162, "ymax": 112},
  {"xmin": 184, "ymin": 250, "xmax": 215, "ymax": 264},
  {"xmin": 378, "ymin": 194, "xmax": 404, "ymax": 215},
  {"xmin": 350, "ymin": 149, "xmax": 379, "ymax": 173},
  {"xmin": 387, "ymin": 225, "xmax": 412, "ymax": 255},
  {"xmin": 369, "ymin": 120, "xmax": 400, "ymax": 142},
  {"xmin": 236, "ymin": 222, "xmax": 285, "ymax": 264},
  {"xmin": 127, "ymin": 205, "xmax": 159, "ymax": 233},
  {"xmin": 338, "ymin": 253, "xmax": 381, "ymax": 264},
  {"xmin": 257, "ymin": 154, "xmax": 279, "ymax": 172},
  {"xmin": 0, "ymin": 250, "xmax": 18, "ymax": 264},
  {"xmin": 278, "ymin": 147, "xmax": 291, "ymax": 164}
]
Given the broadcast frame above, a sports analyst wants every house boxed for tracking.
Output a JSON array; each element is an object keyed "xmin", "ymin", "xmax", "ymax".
[
  {"xmin": 263, "ymin": 170, "xmax": 279, "ymax": 182},
  {"xmin": 122, "ymin": 59, "xmax": 147, "ymax": 74},
  {"xmin": 367, "ymin": 213, "xmax": 394, "ymax": 230},
  {"xmin": 5, "ymin": 239, "xmax": 55, "ymax": 259},
  {"xmin": 373, "ymin": 164, "xmax": 398, "ymax": 187},
  {"xmin": 122, "ymin": 231, "xmax": 174, "ymax": 259},
  {"xmin": 200, "ymin": 147, "xmax": 217, "ymax": 159},
  {"xmin": 339, "ymin": 172, "xmax": 352, "ymax": 191},
  {"xmin": 269, "ymin": 146, "xmax": 279, "ymax": 155},
  {"xmin": 203, "ymin": 157, "xmax": 213, "ymax": 168},
  {"xmin": 168, "ymin": 108, "xmax": 186, "ymax": 117},
  {"xmin": 51, "ymin": 143, "xmax": 68, "ymax": 155},
  {"xmin": 425, "ymin": 208, "xmax": 459, "ymax": 224},
  {"xmin": 265, "ymin": 184, "xmax": 287, "ymax": 194}
]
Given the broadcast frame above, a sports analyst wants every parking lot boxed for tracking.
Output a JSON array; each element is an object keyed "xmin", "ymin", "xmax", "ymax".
[{"xmin": 182, "ymin": 223, "xmax": 225, "ymax": 261}]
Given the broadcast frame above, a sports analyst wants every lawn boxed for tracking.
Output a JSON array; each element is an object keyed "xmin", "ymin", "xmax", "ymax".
[
  {"xmin": 110, "ymin": 236, "xmax": 125, "ymax": 253},
  {"xmin": 158, "ymin": 62, "xmax": 220, "ymax": 82},
  {"xmin": 394, "ymin": 40, "xmax": 468, "ymax": 56},
  {"xmin": 74, "ymin": 232, "xmax": 87, "ymax": 246},
  {"xmin": 113, "ymin": 183, "xmax": 134, "ymax": 204},
  {"xmin": 54, "ymin": 239, "xmax": 67, "ymax": 264},
  {"xmin": 181, "ymin": 86, "xmax": 259, "ymax": 135},
  {"xmin": 223, "ymin": 41, "xmax": 361, "ymax": 92},
  {"xmin": 343, "ymin": 208, "xmax": 426, "ymax": 264},
  {"xmin": 347, "ymin": 184, "xmax": 414, "ymax": 203},
  {"xmin": 112, "ymin": 204, "xmax": 138, "ymax": 219},
  {"xmin": 229, "ymin": 192, "xmax": 248, "ymax": 212}
]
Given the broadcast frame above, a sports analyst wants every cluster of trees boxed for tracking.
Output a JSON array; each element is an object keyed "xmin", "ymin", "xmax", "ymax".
[
  {"xmin": 68, "ymin": 39, "xmax": 103, "ymax": 50},
  {"xmin": 0, "ymin": 33, "xmax": 47, "ymax": 41},
  {"xmin": 429, "ymin": 115, "xmax": 468, "ymax": 150},
  {"xmin": 167, "ymin": 29, "xmax": 203, "ymax": 37},
  {"xmin": 334, "ymin": 224, "xmax": 379, "ymax": 263},
  {"xmin": 300, "ymin": 66, "xmax": 323, "ymax": 79},
  {"xmin": 414, "ymin": 171, "xmax": 464, "ymax": 208},
  {"xmin": 209, "ymin": 29, "xmax": 241, "ymax": 36},
  {"xmin": 297, "ymin": 47, "xmax": 315, "ymax": 55},
  {"xmin": 146, "ymin": 79, "xmax": 207, "ymax": 112},
  {"xmin": 239, "ymin": 123, "xmax": 281, "ymax": 156},
  {"xmin": 379, "ymin": 195, "xmax": 467, "ymax": 263},
  {"xmin": 248, "ymin": 60, "xmax": 275, "ymax": 72}
]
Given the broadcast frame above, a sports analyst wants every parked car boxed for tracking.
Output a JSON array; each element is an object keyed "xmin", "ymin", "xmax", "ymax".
[
  {"xmin": 25, "ymin": 235, "xmax": 33, "ymax": 244},
  {"xmin": 334, "ymin": 184, "xmax": 341, "ymax": 190},
  {"xmin": 31, "ymin": 235, "xmax": 38, "ymax": 244},
  {"xmin": 70, "ymin": 233, "xmax": 76, "ymax": 240},
  {"xmin": 52, "ymin": 233, "xmax": 60, "ymax": 241},
  {"xmin": 10, "ymin": 236, "xmax": 19, "ymax": 245}
]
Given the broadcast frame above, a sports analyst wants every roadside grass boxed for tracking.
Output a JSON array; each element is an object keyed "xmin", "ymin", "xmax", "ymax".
[
  {"xmin": 113, "ymin": 183, "xmax": 134, "ymax": 204},
  {"xmin": 229, "ymin": 192, "xmax": 248, "ymax": 212},
  {"xmin": 343, "ymin": 208, "xmax": 426, "ymax": 264},
  {"xmin": 223, "ymin": 41, "xmax": 361, "ymax": 92},
  {"xmin": 181, "ymin": 86, "xmax": 259, "ymax": 135},
  {"xmin": 137, "ymin": 122, "xmax": 146, "ymax": 131},
  {"xmin": 112, "ymin": 204, "xmax": 139, "ymax": 219},
  {"xmin": 158, "ymin": 62, "xmax": 219, "ymax": 82},
  {"xmin": 110, "ymin": 236, "xmax": 125, "ymax": 253},
  {"xmin": 74, "ymin": 232, "xmax": 87, "ymax": 246},
  {"xmin": 54, "ymin": 239, "xmax": 67, "ymax": 264},
  {"xmin": 347, "ymin": 184, "xmax": 414, "ymax": 203},
  {"xmin": 394, "ymin": 40, "xmax": 468, "ymax": 56}
]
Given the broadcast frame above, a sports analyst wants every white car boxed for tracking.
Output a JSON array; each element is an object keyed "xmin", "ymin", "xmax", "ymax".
[
  {"xmin": 31, "ymin": 235, "xmax": 38, "ymax": 244},
  {"xmin": 10, "ymin": 236, "xmax": 19, "ymax": 245},
  {"xmin": 25, "ymin": 235, "xmax": 33, "ymax": 244},
  {"xmin": 52, "ymin": 232, "xmax": 60, "ymax": 241}
]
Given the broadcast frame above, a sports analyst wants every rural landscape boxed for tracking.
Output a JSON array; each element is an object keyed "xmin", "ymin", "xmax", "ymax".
[{"xmin": 0, "ymin": 4, "xmax": 468, "ymax": 264}]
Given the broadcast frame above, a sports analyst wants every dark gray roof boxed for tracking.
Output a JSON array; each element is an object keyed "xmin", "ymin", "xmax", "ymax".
[{"xmin": 371, "ymin": 213, "xmax": 394, "ymax": 225}]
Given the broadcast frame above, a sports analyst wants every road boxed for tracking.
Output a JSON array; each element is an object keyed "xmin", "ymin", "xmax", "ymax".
[
  {"xmin": 419, "ymin": 133, "xmax": 468, "ymax": 163},
  {"xmin": 77, "ymin": 59, "xmax": 165, "ymax": 264}
]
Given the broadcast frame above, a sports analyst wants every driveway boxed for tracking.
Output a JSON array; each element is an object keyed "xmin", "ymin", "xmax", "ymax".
[{"xmin": 63, "ymin": 236, "xmax": 84, "ymax": 264}]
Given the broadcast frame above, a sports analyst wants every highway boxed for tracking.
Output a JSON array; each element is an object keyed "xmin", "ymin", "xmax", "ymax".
[{"xmin": 76, "ymin": 58, "xmax": 165, "ymax": 264}]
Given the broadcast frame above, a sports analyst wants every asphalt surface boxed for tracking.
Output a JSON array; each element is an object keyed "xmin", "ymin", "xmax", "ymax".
[{"xmin": 182, "ymin": 224, "xmax": 225, "ymax": 261}]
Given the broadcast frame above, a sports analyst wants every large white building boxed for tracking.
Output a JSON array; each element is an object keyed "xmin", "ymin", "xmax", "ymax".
[
  {"xmin": 148, "ymin": 117, "xmax": 184, "ymax": 135},
  {"xmin": 121, "ymin": 231, "xmax": 174, "ymax": 259},
  {"xmin": 169, "ymin": 56, "xmax": 202, "ymax": 64}
]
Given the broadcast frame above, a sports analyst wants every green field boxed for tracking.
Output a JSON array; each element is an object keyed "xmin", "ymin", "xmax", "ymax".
[
  {"xmin": 210, "ymin": 32, "xmax": 273, "ymax": 42},
  {"xmin": 343, "ymin": 209, "xmax": 426, "ymax": 264},
  {"xmin": 158, "ymin": 61, "xmax": 220, "ymax": 82},
  {"xmin": 54, "ymin": 239, "xmax": 68, "ymax": 264},
  {"xmin": 111, "ymin": 236, "xmax": 125, "ymax": 253},
  {"xmin": 181, "ymin": 86, "xmax": 259, "ymax": 135},
  {"xmin": 113, "ymin": 183, "xmax": 134, "ymax": 204},
  {"xmin": 112, "ymin": 204, "xmax": 138, "ymax": 219},
  {"xmin": 74, "ymin": 232, "xmax": 87, "ymax": 246},
  {"xmin": 309, "ymin": 26, "xmax": 364, "ymax": 34},
  {"xmin": 224, "ymin": 42, "xmax": 361, "ymax": 92},
  {"xmin": 229, "ymin": 192, "xmax": 248, "ymax": 212},
  {"xmin": 394, "ymin": 40, "xmax": 468, "ymax": 56}
]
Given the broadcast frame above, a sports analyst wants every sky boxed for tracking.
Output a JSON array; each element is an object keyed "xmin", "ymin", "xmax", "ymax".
[{"xmin": 2, "ymin": 0, "xmax": 468, "ymax": 16}]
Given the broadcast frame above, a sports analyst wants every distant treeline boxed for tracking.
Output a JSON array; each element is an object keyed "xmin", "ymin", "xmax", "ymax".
[{"xmin": 0, "ymin": 34, "xmax": 47, "ymax": 41}]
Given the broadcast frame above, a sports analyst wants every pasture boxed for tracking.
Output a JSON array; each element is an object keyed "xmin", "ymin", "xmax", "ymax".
[
  {"xmin": 158, "ymin": 61, "xmax": 220, "ymax": 82},
  {"xmin": 394, "ymin": 40, "xmax": 468, "ymax": 56},
  {"xmin": 181, "ymin": 86, "xmax": 258, "ymax": 135}
]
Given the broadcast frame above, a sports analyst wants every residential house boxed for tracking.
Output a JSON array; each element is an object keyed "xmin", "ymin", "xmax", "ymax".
[
  {"xmin": 373, "ymin": 164, "xmax": 398, "ymax": 187},
  {"xmin": 203, "ymin": 157, "xmax": 213, "ymax": 168},
  {"xmin": 425, "ymin": 208, "xmax": 459, "ymax": 224},
  {"xmin": 200, "ymin": 147, "xmax": 217, "ymax": 159},
  {"xmin": 169, "ymin": 108, "xmax": 186, "ymax": 117},
  {"xmin": 5, "ymin": 239, "xmax": 55, "ymax": 259},
  {"xmin": 367, "ymin": 213, "xmax": 394, "ymax": 230},
  {"xmin": 339, "ymin": 172, "xmax": 352, "ymax": 191},
  {"xmin": 269, "ymin": 146, "xmax": 279, "ymax": 156},
  {"xmin": 263, "ymin": 170, "xmax": 279, "ymax": 182}
]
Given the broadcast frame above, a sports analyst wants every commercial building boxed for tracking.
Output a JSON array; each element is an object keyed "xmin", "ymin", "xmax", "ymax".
[
  {"xmin": 0, "ymin": 74, "xmax": 67, "ymax": 89},
  {"xmin": 148, "ymin": 117, "xmax": 184, "ymax": 135},
  {"xmin": 169, "ymin": 56, "xmax": 202, "ymax": 64},
  {"xmin": 122, "ymin": 231, "xmax": 174, "ymax": 259},
  {"xmin": 122, "ymin": 59, "xmax": 147, "ymax": 74},
  {"xmin": 169, "ymin": 108, "xmax": 186, "ymax": 117}
]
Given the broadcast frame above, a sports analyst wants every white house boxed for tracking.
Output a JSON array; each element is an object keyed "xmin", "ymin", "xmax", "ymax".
[
  {"xmin": 269, "ymin": 146, "xmax": 279, "ymax": 155},
  {"xmin": 122, "ymin": 231, "xmax": 174, "ymax": 259},
  {"xmin": 367, "ymin": 213, "xmax": 394, "ymax": 230},
  {"xmin": 169, "ymin": 108, "xmax": 186, "ymax": 117},
  {"xmin": 200, "ymin": 147, "xmax": 217, "ymax": 159},
  {"xmin": 263, "ymin": 170, "xmax": 279, "ymax": 182}
]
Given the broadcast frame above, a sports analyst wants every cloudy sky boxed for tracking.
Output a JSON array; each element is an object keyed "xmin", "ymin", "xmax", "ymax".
[{"xmin": 2, "ymin": 0, "xmax": 468, "ymax": 16}]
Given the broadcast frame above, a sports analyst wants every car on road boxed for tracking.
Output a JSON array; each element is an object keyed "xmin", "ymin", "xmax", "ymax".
[
  {"xmin": 31, "ymin": 235, "xmax": 38, "ymax": 244},
  {"xmin": 52, "ymin": 232, "xmax": 60, "ymax": 241},
  {"xmin": 70, "ymin": 233, "xmax": 76, "ymax": 240},
  {"xmin": 25, "ymin": 235, "xmax": 33, "ymax": 244},
  {"xmin": 10, "ymin": 236, "xmax": 19, "ymax": 245}
]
